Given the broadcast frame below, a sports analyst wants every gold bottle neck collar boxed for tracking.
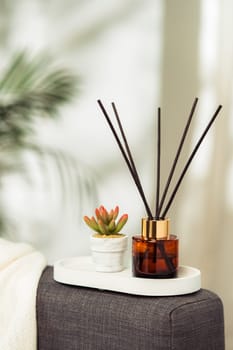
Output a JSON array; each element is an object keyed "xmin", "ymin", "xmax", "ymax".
[{"xmin": 141, "ymin": 218, "xmax": 170, "ymax": 240}]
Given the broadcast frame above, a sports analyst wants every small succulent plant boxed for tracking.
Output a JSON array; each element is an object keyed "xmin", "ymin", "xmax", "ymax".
[{"xmin": 83, "ymin": 205, "xmax": 128, "ymax": 236}]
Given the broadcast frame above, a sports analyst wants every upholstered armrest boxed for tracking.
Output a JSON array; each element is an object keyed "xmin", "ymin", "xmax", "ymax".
[{"xmin": 36, "ymin": 267, "xmax": 225, "ymax": 350}]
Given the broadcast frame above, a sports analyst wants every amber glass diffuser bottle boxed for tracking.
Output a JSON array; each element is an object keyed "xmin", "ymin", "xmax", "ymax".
[{"xmin": 132, "ymin": 218, "xmax": 178, "ymax": 278}]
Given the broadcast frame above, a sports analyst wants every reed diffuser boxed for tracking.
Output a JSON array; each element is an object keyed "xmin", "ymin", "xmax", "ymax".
[{"xmin": 97, "ymin": 98, "xmax": 222, "ymax": 278}]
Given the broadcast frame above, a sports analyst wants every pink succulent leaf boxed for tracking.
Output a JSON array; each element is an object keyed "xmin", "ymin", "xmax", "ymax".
[
  {"xmin": 100, "ymin": 206, "xmax": 109, "ymax": 224},
  {"xmin": 115, "ymin": 214, "xmax": 128, "ymax": 233},
  {"xmin": 113, "ymin": 206, "xmax": 119, "ymax": 220},
  {"xmin": 83, "ymin": 216, "xmax": 91, "ymax": 225},
  {"xmin": 95, "ymin": 208, "xmax": 101, "ymax": 220},
  {"xmin": 99, "ymin": 205, "xmax": 104, "ymax": 214}
]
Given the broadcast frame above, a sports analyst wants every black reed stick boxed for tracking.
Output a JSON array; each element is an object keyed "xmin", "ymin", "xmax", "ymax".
[
  {"xmin": 111, "ymin": 102, "xmax": 141, "ymax": 188},
  {"xmin": 97, "ymin": 99, "xmax": 153, "ymax": 218},
  {"xmin": 155, "ymin": 107, "xmax": 161, "ymax": 218},
  {"xmin": 157, "ymin": 97, "xmax": 198, "ymax": 217},
  {"xmin": 161, "ymin": 104, "xmax": 222, "ymax": 218},
  {"xmin": 111, "ymin": 101, "xmax": 153, "ymax": 218}
]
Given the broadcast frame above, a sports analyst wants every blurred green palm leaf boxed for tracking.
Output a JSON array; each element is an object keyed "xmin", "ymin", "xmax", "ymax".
[
  {"xmin": 0, "ymin": 51, "xmax": 97, "ymax": 235},
  {"xmin": 0, "ymin": 51, "xmax": 76, "ymax": 155}
]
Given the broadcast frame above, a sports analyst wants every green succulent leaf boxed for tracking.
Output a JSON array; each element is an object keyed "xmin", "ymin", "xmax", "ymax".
[
  {"xmin": 98, "ymin": 219, "xmax": 108, "ymax": 234},
  {"xmin": 108, "ymin": 219, "xmax": 116, "ymax": 232},
  {"xmin": 115, "ymin": 214, "xmax": 128, "ymax": 233}
]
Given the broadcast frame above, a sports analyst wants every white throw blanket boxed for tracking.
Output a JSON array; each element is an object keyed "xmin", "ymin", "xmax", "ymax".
[{"xmin": 0, "ymin": 238, "xmax": 47, "ymax": 350}]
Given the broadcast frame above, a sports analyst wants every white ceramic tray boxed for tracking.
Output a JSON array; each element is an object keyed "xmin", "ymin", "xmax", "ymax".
[{"xmin": 53, "ymin": 256, "xmax": 201, "ymax": 296}]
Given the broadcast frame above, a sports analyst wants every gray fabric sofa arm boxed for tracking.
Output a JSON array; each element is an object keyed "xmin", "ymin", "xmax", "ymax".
[{"xmin": 36, "ymin": 266, "xmax": 225, "ymax": 350}]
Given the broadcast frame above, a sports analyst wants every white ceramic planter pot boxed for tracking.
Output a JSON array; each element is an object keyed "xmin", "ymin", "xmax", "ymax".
[{"xmin": 90, "ymin": 234, "xmax": 128, "ymax": 272}]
